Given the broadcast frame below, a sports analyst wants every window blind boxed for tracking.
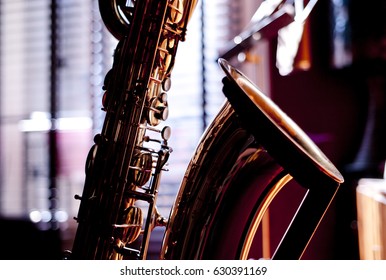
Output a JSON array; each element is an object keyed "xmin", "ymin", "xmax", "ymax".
[
  {"xmin": 0, "ymin": 0, "xmax": 96, "ymax": 224},
  {"xmin": 0, "ymin": 0, "xmax": 250, "ymax": 257}
]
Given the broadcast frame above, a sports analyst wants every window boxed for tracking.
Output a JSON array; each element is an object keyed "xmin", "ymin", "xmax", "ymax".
[{"xmin": 0, "ymin": 0, "xmax": 261, "ymax": 257}]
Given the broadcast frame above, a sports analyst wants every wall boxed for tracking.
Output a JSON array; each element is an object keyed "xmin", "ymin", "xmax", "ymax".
[{"xmin": 269, "ymin": 0, "xmax": 386, "ymax": 259}]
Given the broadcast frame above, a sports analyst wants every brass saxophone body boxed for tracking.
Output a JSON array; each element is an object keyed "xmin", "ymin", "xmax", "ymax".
[
  {"xmin": 71, "ymin": 0, "xmax": 198, "ymax": 259},
  {"xmin": 71, "ymin": 0, "xmax": 344, "ymax": 260},
  {"xmin": 161, "ymin": 59, "xmax": 344, "ymax": 259}
]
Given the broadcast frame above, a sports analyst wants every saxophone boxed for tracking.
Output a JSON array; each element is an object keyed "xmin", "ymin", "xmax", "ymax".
[
  {"xmin": 71, "ymin": 0, "xmax": 344, "ymax": 260},
  {"xmin": 71, "ymin": 0, "xmax": 198, "ymax": 259}
]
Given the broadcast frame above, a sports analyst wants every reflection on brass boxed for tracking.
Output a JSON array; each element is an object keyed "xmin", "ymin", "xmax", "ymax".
[
  {"xmin": 218, "ymin": 58, "xmax": 343, "ymax": 184},
  {"xmin": 239, "ymin": 174, "xmax": 292, "ymax": 260}
]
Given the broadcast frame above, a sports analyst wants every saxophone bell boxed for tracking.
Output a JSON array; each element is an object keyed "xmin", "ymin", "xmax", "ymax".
[{"xmin": 161, "ymin": 59, "xmax": 343, "ymax": 260}]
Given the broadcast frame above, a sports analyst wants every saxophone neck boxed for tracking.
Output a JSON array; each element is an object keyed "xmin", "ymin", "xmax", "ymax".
[{"xmin": 178, "ymin": 0, "xmax": 199, "ymax": 41}]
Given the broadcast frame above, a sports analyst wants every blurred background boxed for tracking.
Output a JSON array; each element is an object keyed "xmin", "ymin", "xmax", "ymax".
[{"xmin": 0, "ymin": 0, "xmax": 385, "ymax": 260}]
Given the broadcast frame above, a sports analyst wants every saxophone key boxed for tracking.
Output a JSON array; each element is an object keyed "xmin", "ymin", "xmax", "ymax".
[
  {"xmin": 114, "ymin": 205, "xmax": 143, "ymax": 245},
  {"xmin": 168, "ymin": 0, "xmax": 184, "ymax": 24},
  {"xmin": 85, "ymin": 143, "xmax": 98, "ymax": 175},
  {"xmin": 140, "ymin": 125, "xmax": 171, "ymax": 142},
  {"xmin": 102, "ymin": 91, "xmax": 109, "ymax": 110},
  {"xmin": 161, "ymin": 126, "xmax": 171, "ymax": 140},
  {"xmin": 147, "ymin": 97, "xmax": 169, "ymax": 125},
  {"xmin": 129, "ymin": 151, "xmax": 153, "ymax": 186},
  {"xmin": 118, "ymin": 6, "xmax": 135, "ymax": 22},
  {"xmin": 151, "ymin": 105, "xmax": 169, "ymax": 121},
  {"xmin": 162, "ymin": 77, "xmax": 172, "ymax": 91},
  {"xmin": 159, "ymin": 92, "xmax": 168, "ymax": 103},
  {"xmin": 102, "ymin": 69, "xmax": 113, "ymax": 90}
]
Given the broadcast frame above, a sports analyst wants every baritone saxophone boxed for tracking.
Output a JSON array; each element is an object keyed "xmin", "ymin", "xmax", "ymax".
[{"xmin": 70, "ymin": 0, "xmax": 344, "ymax": 260}]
